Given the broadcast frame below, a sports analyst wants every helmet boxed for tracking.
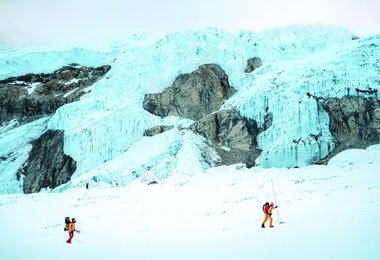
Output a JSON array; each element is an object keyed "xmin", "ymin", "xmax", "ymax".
[
  {"xmin": 269, "ymin": 202, "xmax": 274, "ymax": 206},
  {"xmin": 72, "ymin": 218, "xmax": 76, "ymax": 222}
]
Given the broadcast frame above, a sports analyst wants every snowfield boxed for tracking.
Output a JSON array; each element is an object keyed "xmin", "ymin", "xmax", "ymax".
[
  {"xmin": 1, "ymin": 25, "xmax": 380, "ymax": 260},
  {"xmin": 1, "ymin": 144, "xmax": 379, "ymax": 260}
]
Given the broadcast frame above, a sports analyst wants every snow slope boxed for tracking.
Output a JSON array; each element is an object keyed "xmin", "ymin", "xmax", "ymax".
[
  {"xmin": 0, "ymin": 25, "xmax": 379, "ymax": 192},
  {"xmin": 0, "ymin": 144, "xmax": 379, "ymax": 260}
]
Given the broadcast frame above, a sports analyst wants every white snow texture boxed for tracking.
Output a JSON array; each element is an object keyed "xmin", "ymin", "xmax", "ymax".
[{"xmin": 0, "ymin": 25, "xmax": 380, "ymax": 259}]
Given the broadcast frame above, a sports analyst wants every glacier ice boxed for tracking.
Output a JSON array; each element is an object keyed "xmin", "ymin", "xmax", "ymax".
[
  {"xmin": 0, "ymin": 118, "xmax": 49, "ymax": 194},
  {"xmin": 1, "ymin": 24, "xmax": 379, "ymax": 191}
]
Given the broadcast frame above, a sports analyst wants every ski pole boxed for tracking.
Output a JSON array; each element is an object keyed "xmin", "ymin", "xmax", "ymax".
[
  {"xmin": 75, "ymin": 232, "xmax": 84, "ymax": 243},
  {"xmin": 271, "ymin": 179, "xmax": 280, "ymax": 226}
]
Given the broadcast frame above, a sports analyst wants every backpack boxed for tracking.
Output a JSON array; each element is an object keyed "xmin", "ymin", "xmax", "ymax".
[
  {"xmin": 262, "ymin": 202, "xmax": 270, "ymax": 214},
  {"xmin": 64, "ymin": 217, "xmax": 70, "ymax": 231}
]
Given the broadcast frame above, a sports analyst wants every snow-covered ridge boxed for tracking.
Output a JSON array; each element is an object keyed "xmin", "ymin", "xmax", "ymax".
[
  {"xmin": 0, "ymin": 25, "xmax": 379, "ymax": 192},
  {"xmin": 0, "ymin": 47, "xmax": 116, "ymax": 81}
]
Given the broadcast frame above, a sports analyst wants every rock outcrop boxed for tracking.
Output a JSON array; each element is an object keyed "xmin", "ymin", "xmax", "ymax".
[
  {"xmin": 143, "ymin": 64, "xmax": 263, "ymax": 167},
  {"xmin": 190, "ymin": 109, "xmax": 261, "ymax": 167},
  {"xmin": 0, "ymin": 64, "xmax": 111, "ymax": 125},
  {"xmin": 190, "ymin": 109, "xmax": 257, "ymax": 151},
  {"xmin": 320, "ymin": 96, "xmax": 380, "ymax": 163},
  {"xmin": 22, "ymin": 130, "xmax": 76, "ymax": 194},
  {"xmin": 144, "ymin": 125, "xmax": 174, "ymax": 136},
  {"xmin": 143, "ymin": 64, "xmax": 235, "ymax": 120},
  {"xmin": 244, "ymin": 57, "xmax": 262, "ymax": 73},
  {"xmin": 0, "ymin": 63, "xmax": 110, "ymax": 193}
]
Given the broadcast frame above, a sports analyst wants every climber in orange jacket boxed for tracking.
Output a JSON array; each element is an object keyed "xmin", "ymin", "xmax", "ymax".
[
  {"xmin": 66, "ymin": 218, "xmax": 80, "ymax": 243},
  {"xmin": 261, "ymin": 202, "xmax": 278, "ymax": 228}
]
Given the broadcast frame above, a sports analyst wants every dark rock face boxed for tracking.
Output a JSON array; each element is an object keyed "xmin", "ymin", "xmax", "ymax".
[
  {"xmin": 320, "ymin": 96, "xmax": 380, "ymax": 163},
  {"xmin": 190, "ymin": 109, "xmax": 261, "ymax": 167},
  {"xmin": 244, "ymin": 57, "xmax": 262, "ymax": 73},
  {"xmin": 263, "ymin": 112, "xmax": 273, "ymax": 131},
  {"xmin": 143, "ymin": 64, "xmax": 235, "ymax": 120},
  {"xmin": 144, "ymin": 125, "xmax": 174, "ymax": 136},
  {"xmin": 0, "ymin": 64, "xmax": 111, "ymax": 125},
  {"xmin": 190, "ymin": 109, "xmax": 258, "ymax": 151},
  {"xmin": 22, "ymin": 130, "xmax": 76, "ymax": 194},
  {"xmin": 143, "ymin": 64, "xmax": 262, "ymax": 167}
]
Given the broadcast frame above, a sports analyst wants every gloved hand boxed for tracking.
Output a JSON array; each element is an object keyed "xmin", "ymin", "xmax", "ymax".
[{"xmin": 76, "ymin": 230, "xmax": 81, "ymax": 234}]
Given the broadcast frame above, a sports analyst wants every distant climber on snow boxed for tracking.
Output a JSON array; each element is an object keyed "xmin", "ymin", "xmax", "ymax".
[
  {"xmin": 261, "ymin": 202, "xmax": 278, "ymax": 228},
  {"xmin": 65, "ymin": 217, "xmax": 80, "ymax": 244}
]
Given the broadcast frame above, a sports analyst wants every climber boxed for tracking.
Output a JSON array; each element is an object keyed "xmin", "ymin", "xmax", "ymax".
[
  {"xmin": 261, "ymin": 202, "xmax": 278, "ymax": 228},
  {"xmin": 66, "ymin": 218, "xmax": 80, "ymax": 244}
]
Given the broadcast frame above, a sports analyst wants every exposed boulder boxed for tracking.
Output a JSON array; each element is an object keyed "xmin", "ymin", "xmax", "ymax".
[
  {"xmin": 244, "ymin": 57, "xmax": 262, "ymax": 73},
  {"xmin": 22, "ymin": 130, "xmax": 76, "ymax": 194},
  {"xmin": 143, "ymin": 64, "xmax": 263, "ymax": 167},
  {"xmin": 0, "ymin": 64, "xmax": 111, "ymax": 125},
  {"xmin": 144, "ymin": 125, "xmax": 174, "ymax": 137},
  {"xmin": 190, "ymin": 109, "xmax": 261, "ymax": 167},
  {"xmin": 351, "ymin": 35, "xmax": 360, "ymax": 40},
  {"xmin": 263, "ymin": 112, "xmax": 273, "ymax": 131},
  {"xmin": 319, "ymin": 96, "xmax": 380, "ymax": 163},
  {"xmin": 143, "ymin": 64, "xmax": 235, "ymax": 120}
]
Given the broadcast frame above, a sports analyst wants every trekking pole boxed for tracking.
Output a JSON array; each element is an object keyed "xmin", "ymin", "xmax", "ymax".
[
  {"xmin": 75, "ymin": 232, "xmax": 84, "ymax": 243},
  {"xmin": 271, "ymin": 179, "xmax": 281, "ymax": 226}
]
